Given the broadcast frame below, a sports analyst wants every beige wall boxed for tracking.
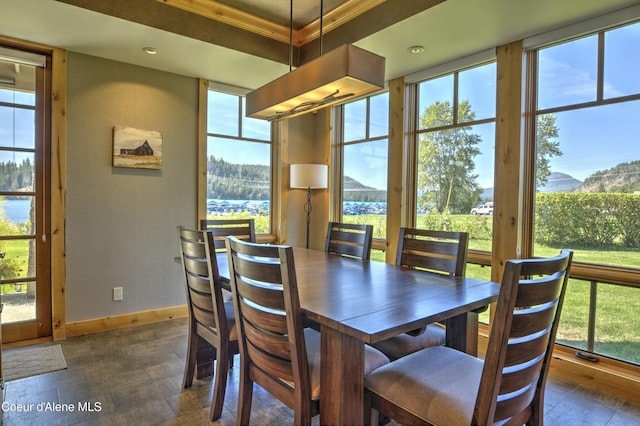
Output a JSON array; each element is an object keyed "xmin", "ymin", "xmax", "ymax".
[
  {"xmin": 65, "ymin": 53, "xmax": 198, "ymax": 322},
  {"xmin": 284, "ymin": 110, "xmax": 330, "ymax": 250}
]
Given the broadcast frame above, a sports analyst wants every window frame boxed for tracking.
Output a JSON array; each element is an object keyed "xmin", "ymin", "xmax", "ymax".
[
  {"xmin": 523, "ymin": 23, "xmax": 640, "ymax": 285},
  {"xmin": 331, "ymin": 91, "xmax": 389, "ymax": 250},
  {"xmin": 408, "ymin": 60, "xmax": 497, "ymax": 265},
  {"xmin": 201, "ymin": 85, "xmax": 277, "ymax": 238}
]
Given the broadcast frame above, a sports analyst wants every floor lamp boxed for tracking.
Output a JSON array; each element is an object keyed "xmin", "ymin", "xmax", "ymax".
[{"xmin": 290, "ymin": 164, "xmax": 328, "ymax": 249}]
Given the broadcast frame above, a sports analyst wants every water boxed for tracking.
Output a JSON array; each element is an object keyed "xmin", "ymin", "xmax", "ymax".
[{"xmin": 0, "ymin": 199, "xmax": 31, "ymax": 224}]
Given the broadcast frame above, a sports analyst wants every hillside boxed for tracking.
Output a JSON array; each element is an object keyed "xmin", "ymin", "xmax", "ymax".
[
  {"xmin": 540, "ymin": 172, "xmax": 581, "ymax": 193},
  {"xmin": 343, "ymin": 176, "xmax": 386, "ymax": 202},
  {"xmin": 577, "ymin": 161, "xmax": 640, "ymax": 193}
]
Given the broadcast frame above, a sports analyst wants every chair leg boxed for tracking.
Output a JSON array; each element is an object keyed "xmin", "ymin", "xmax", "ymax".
[
  {"xmin": 209, "ymin": 347, "xmax": 230, "ymax": 421},
  {"xmin": 182, "ymin": 329, "xmax": 198, "ymax": 388},
  {"xmin": 527, "ymin": 389, "xmax": 545, "ymax": 426},
  {"xmin": 236, "ymin": 367, "xmax": 253, "ymax": 426},
  {"xmin": 293, "ymin": 398, "xmax": 312, "ymax": 426},
  {"xmin": 195, "ymin": 340, "xmax": 216, "ymax": 379},
  {"xmin": 363, "ymin": 390, "xmax": 380, "ymax": 426}
]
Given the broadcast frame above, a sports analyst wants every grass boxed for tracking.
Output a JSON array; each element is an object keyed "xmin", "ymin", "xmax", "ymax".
[
  {"xmin": 8, "ymin": 210, "xmax": 638, "ymax": 359},
  {"xmin": 347, "ymin": 213, "xmax": 640, "ymax": 365}
]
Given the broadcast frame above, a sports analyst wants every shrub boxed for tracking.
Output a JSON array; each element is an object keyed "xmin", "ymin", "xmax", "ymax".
[{"xmin": 535, "ymin": 192, "xmax": 639, "ymax": 248}]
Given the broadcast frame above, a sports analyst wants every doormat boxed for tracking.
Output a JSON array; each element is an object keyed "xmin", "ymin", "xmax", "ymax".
[{"xmin": 3, "ymin": 344, "xmax": 67, "ymax": 381}]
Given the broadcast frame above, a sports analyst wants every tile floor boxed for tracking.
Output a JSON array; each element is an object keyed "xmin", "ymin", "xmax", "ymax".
[{"xmin": 1, "ymin": 318, "xmax": 639, "ymax": 425}]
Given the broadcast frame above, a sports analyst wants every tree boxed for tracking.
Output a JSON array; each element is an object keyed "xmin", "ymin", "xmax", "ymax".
[
  {"xmin": 536, "ymin": 114, "xmax": 562, "ymax": 189},
  {"xmin": 417, "ymin": 100, "xmax": 482, "ymax": 214}
]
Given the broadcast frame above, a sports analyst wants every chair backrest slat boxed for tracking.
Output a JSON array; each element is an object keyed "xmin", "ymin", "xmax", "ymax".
[
  {"xmin": 177, "ymin": 227, "xmax": 229, "ymax": 340},
  {"xmin": 396, "ymin": 227, "xmax": 469, "ymax": 276},
  {"xmin": 226, "ymin": 236, "xmax": 312, "ymax": 412},
  {"xmin": 325, "ymin": 222, "xmax": 373, "ymax": 261},
  {"xmin": 474, "ymin": 249, "xmax": 573, "ymax": 425},
  {"xmin": 200, "ymin": 218, "xmax": 256, "ymax": 250}
]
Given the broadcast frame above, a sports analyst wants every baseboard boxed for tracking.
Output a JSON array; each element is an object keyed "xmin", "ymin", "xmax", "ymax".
[
  {"xmin": 66, "ymin": 305, "xmax": 188, "ymax": 338},
  {"xmin": 549, "ymin": 346, "xmax": 640, "ymax": 404}
]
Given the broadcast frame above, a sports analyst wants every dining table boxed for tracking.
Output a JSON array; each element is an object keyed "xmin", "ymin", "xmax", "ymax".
[{"xmin": 216, "ymin": 247, "xmax": 500, "ymax": 426}]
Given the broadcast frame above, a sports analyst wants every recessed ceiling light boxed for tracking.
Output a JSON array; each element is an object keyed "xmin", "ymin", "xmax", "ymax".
[
  {"xmin": 408, "ymin": 45, "xmax": 425, "ymax": 54},
  {"xmin": 143, "ymin": 47, "xmax": 159, "ymax": 55}
]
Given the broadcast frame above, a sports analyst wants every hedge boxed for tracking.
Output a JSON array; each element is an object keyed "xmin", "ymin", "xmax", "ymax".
[{"xmin": 535, "ymin": 192, "xmax": 640, "ymax": 248}]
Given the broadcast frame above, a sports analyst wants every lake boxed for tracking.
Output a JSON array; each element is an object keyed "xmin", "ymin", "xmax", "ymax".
[{"xmin": 0, "ymin": 199, "xmax": 31, "ymax": 224}]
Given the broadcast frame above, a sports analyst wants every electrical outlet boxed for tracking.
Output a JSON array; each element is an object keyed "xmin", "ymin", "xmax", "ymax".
[{"xmin": 113, "ymin": 287, "xmax": 123, "ymax": 301}]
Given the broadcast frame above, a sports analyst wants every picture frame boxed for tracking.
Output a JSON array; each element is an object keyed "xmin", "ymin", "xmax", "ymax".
[{"xmin": 112, "ymin": 125, "xmax": 163, "ymax": 169}]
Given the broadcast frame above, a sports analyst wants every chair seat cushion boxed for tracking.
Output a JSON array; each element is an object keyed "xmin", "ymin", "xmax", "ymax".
[
  {"xmin": 305, "ymin": 329, "xmax": 389, "ymax": 401},
  {"xmin": 365, "ymin": 345, "xmax": 482, "ymax": 425},
  {"xmin": 372, "ymin": 324, "xmax": 445, "ymax": 360}
]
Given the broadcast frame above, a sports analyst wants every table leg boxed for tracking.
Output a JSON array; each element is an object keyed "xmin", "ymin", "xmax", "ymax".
[
  {"xmin": 445, "ymin": 311, "xmax": 479, "ymax": 356},
  {"xmin": 320, "ymin": 326, "xmax": 365, "ymax": 426}
]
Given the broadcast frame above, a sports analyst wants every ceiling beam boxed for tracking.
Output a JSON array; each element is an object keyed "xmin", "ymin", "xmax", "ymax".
[
  {"xmin": 299, "ymin": 0, "xmax": 446, "ymax": 63},
  {"xmin": 56, "ymin": 0, "xmax": 445, "ymax": 68},
  {"xmin": 56, "ymin": 0, "xmax": 292, "ymax": 64}
]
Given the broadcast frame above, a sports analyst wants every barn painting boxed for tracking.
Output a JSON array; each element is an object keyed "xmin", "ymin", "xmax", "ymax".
[{"xmin": 113, "ymin": 126, "xmax": 163, "ymax": 169}]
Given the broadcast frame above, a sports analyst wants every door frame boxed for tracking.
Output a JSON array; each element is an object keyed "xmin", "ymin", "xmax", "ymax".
[{"xmin": 0, "ymin": 36, "xmax": 67, "ymax": 342}]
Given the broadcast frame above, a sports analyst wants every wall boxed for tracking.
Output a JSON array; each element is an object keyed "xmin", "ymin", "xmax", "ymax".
[
  {"xmin": 285, "ymin": 110, "xmax": 330, "ymax": 250},
  {"xmin": 65, "ymin": 53, "xmax": 198, "ymax": 322}
]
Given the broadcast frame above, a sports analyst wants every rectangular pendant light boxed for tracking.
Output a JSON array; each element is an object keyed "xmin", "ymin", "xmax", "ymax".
[{"xmin": 246, "ymin": 44, "xmax": 385, "ymax": 121}]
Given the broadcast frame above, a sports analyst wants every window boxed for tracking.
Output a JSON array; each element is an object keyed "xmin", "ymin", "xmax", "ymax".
[
  {"xmin": 339, "ymin": 92, "xmax": 389, "ymax": 254},
  {"xmin": 413, "ymin": 62, "xmax": 497, "ymax": 256},
  {"xmin": 206, "ymin": 90, "xmax": 272, "ymax": 233},
  {"xmin": 529, "ymin": 21, "xmax": 640, "ymax": 364},
  {"xmin": 0, "ymin": 47, "xmax": 52, "ymax": 341}
]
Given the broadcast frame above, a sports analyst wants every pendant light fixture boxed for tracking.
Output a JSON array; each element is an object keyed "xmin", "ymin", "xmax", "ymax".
[{"xmin": 245, "ymin": 0, "xmax": 385, "ymax": 121}]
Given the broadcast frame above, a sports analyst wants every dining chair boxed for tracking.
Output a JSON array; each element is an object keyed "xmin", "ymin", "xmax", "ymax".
[
  {"xmin": 364, "ymin": 249, "xmax": 573, "ymax": 426},
  {"xmin": 176, "ymin": 227, "xmax": 239, "ymax": 421},
  {"xmin": 324, "ymin": 221, "xmax": 374, "ymax": 260},
  {"xmin": 225, "ymin": 236, "xmax": 389, "ymax": 425},
  {"xmin": 200, "ymin": 218, "xmax": 256, "ymax": 302},
  {"xmin": 373, "ymin": 228, "xmax": 469, "ymax": 360},
  {"xmin": 200, "ymin": 218, "xmax": 256, "ymax": 251}
]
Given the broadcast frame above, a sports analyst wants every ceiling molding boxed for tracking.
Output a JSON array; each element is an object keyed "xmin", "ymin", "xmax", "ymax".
[
  {"xmin": 157, "ymin": 0, "xmax": 291, "ymax": 44},
  {"xmin": 295, "ymin": 0, "xmax": 386, "ymax": 45},
  {"xmin": 157, "ymin": 0, "xmax": 386, "ymax": 47}
]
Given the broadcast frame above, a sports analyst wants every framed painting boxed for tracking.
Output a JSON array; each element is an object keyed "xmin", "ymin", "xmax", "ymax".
[{"xmin": 112, "ymin": 126, "xmax": 163, "ymax": 169}]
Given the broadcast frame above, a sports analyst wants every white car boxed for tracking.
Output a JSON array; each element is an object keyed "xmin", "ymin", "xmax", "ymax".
[{"xmin": 471, "ymin": 202, "xmax": 493, "ymax": 215}]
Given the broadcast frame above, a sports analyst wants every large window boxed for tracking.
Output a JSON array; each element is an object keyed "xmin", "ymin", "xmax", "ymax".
[
  {"xmin": 414, "ymin": 62, "xmax": 497, "ymax": 256},
  {"xmin": 206, "ymin": 90, "xmax": 272, "ymax": 233},
  {"xmin": 339, "ymin": 92, "xmax": 389, "ymax": 246},
  {"xmin": 530, "ymin": 21, "xmax": 640, "ymax": 364},
  {"xmin": 0, "ymin": 47, "xmax": 52, "ymax": 341}
]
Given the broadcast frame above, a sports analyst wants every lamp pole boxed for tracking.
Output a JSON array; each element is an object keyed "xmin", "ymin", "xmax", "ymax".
[
  {"xmin": 304, "ymin": 187, "xmax": 312, "ymax": 249},
  {"xmin": 290, "ymin": 163, "xmax": 327, "ymax": 250}
]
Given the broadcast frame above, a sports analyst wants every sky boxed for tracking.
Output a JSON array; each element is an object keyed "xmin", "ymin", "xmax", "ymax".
[
  {"xmin": 3, "ymin": 22, "xmax": 637, "ymax": 195},
  {"xmin": 0, "ymin": 87, "xmax": 35, "ymax": 165},
  {"xmin": 536, "ymin": 24, "xmax": 640, "ymax": 182},
  {"xmin": 213, "ymin": 20, "xmax": 639, "ymax": 193},
  {"xmin": 204, "ymin": 20, "xmax": 638, "ymax": 193}
]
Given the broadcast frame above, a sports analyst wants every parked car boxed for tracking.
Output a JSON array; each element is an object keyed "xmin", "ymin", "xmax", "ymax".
[{"xmin": 471, "ymin": 202, "xmax": 493, "ymax": 215}]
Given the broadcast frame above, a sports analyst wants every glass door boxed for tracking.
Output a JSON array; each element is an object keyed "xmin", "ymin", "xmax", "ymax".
[{"xmin": 0, "ymin": 48, "xmax": 51, "ymax": 343}]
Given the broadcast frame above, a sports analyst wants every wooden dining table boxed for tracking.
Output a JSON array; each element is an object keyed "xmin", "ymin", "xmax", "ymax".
[{"xmin": 216, "ymin": 247, "xmax": 499, "ymax": 426}]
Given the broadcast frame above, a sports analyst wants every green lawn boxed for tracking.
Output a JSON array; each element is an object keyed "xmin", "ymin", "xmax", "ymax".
[{"xmin": 348, "ymin": 213, "xmax": 640, "ymax": 365}]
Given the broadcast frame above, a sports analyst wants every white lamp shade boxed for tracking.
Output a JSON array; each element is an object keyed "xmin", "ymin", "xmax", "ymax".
[{"xmin": 290, "ymin": 164, "xmax": 328, "ymax": 189}]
